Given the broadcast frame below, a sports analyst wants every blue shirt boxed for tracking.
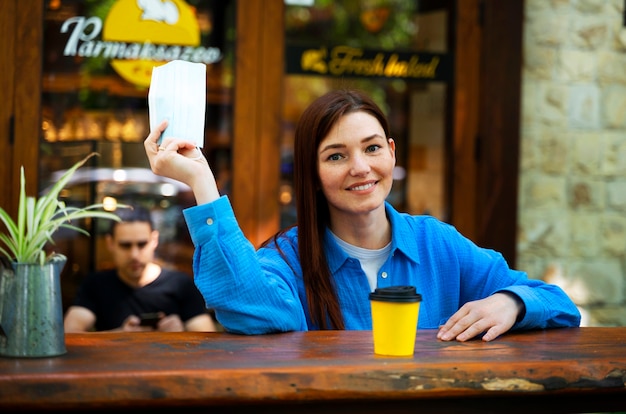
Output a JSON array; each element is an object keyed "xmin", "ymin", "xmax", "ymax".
[{"xmin": 184, "ymin": 196, "xmax": 580, "ymax": 334}]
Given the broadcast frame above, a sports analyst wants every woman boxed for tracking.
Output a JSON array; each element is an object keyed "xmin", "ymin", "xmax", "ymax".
[{"xmin": 145, "ymin": 89, "xmax": 580, "ymax": 341}]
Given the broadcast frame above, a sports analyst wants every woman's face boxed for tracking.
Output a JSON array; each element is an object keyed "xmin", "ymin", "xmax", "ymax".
[{"xmin": 317, "ymin": 111, "xmax": 395, "ymax": 219}]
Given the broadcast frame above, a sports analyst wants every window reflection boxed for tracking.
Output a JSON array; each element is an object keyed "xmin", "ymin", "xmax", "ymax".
[
  {"xmin": 281, "ymin": 0, "xmax": 451, "ymax": 227},
  {"xmin": 40, "ymin": 0, "xmax": 235, "ymax": 310}
]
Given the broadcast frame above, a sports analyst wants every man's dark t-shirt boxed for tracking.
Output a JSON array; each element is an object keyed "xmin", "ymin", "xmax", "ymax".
[{"xmin": 72, "ymin": 269, "xmax": 208, "ymax": 331}]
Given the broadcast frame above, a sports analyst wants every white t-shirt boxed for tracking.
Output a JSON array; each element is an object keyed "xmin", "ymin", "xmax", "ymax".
[{"xmin": 331, "ymin": 232, "xmax": 391, "ymax": 292}]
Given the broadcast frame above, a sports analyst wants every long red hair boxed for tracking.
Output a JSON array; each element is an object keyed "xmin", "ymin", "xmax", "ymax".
[{"xmin": 266, "ymin": 89, "xmax": 390, "ymax": 329}]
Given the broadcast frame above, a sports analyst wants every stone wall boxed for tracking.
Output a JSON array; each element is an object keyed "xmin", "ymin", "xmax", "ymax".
[{"xmin": 517, "ymin": 0, "xmax": 626, "ymax": 326}]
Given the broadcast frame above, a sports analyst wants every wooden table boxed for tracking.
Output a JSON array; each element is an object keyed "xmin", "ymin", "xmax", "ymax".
[{"xmin": 0, "ymin": 328, "xmax": 625, "ymax": 413}]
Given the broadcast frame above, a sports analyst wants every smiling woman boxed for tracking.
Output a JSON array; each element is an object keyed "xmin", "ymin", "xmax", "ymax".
[
  {"xmin": 316, "ymin": 111, "xmax": 396, "ymax": 228},
  {"xmin": 144, "ymin": 88, "xmax": 580, "ymax": 340}
]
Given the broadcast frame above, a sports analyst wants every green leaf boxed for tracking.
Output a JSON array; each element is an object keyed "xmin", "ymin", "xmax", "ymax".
[
  {"xmin": 16, "ymin": 167, "xmax": 27, "ymax": 258},
  {"xmin": 0, "ymin": 152, "xmax": 127, "ymax": 264}
]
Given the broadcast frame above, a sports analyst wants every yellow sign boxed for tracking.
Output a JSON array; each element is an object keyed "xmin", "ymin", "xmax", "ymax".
[
  {"xmin": 104, "ymin": 0, "xmax": 199, "ymax": 87},
  {"xmin": 60, "ymin": 0, "xmax": 221, "ymax": 88},
  {"xmin": 288, "ymin": 45, "xmax": 449, "ymax": 81}
]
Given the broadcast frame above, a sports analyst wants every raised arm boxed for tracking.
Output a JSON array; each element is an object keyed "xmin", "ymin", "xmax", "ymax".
[
  {"xmin": 144, "ymin": 120, "xmax": 221, "ymax": 205},
  {"xmin": 144, "ymin": 120, "xmax": 308, "ymax": 334}
]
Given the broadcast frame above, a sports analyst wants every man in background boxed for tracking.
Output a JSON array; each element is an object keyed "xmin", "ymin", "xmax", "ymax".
[{"xmin": 64, "ymin": 205, "xmax": 216, "ymax": 332}]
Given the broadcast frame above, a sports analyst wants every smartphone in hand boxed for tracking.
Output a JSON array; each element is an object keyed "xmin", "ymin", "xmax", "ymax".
[{"xmin": 139, "ymin": 312, "xmax": 162, "ymax": 329}]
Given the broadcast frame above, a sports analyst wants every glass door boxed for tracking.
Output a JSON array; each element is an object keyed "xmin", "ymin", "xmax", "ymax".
[
  {"xmin": 40, "ymin": 0, "xmax": 235, "ymax": 308},
  {"xmin": 281, "ymin": 0, "xmax": 452, "ymax": 227}
]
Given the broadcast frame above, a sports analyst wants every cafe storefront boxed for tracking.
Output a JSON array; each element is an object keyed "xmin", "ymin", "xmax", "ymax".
[{"xmin": 0, "ymin": 0, "xmax": 522, "ymax": 310}]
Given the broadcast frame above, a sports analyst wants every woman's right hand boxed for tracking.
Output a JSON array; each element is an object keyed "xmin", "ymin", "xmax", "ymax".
[{"xmin": 144, "ymin": 120, "xmax": 221, "ymax": 204}]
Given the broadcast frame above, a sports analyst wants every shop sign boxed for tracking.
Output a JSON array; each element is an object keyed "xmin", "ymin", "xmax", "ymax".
[
  {"xmin": 286, "ymin": 45, "xmax": 451, "ymax": 82},
  {"xmin": 57, "ymin": 0, "xmax": 221, "ymax": 88}
]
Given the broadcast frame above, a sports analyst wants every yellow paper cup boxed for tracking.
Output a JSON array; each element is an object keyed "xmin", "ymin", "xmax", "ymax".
[{"xmin": 369, "ymin": 286, "xmax": 422, "ymax": 356}]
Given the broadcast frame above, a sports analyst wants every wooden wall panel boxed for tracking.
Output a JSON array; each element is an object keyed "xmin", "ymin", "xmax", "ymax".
[
  {"xmin": 0, "ymin": 0, "xmax": 16, "ymax": 218},
  {"xmin": 232, "ymin": 0, "xmax": 262, "ymax": 243},
  {"xmin": 232, "ymin": 0, "xmax": 284, "ymax": 247},
  {"xmin": 255, "ymin": 0, "xmax": 284, "ymax": 246},
  {"xmin": 451, "ymin": 0, "xmax": 522, "ymax": 266},
  {"xmin": 14, "ymin": 0, "xmax": 43, "ymax": 200},
  {"xmin": 451, "ymin": 0, "xmax": 481, "ymax": 241},
  {"xmin": 0, "ymin": 0, "xmax": 42, "ymax": 219},
  {"xmin": 476, "ymin": 0, "xmax": 523, "ymax": 266}
]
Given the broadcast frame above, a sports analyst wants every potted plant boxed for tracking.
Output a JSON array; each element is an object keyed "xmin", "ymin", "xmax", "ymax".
[{"xmin": 0, "ymin": 152, "xmax": 125, "ymax": 357}]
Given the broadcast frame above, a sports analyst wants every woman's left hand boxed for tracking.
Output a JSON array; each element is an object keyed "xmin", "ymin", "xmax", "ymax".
[{"xmin": 437, "ymin": 292, "xmax": 524, "ymax": 342}]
